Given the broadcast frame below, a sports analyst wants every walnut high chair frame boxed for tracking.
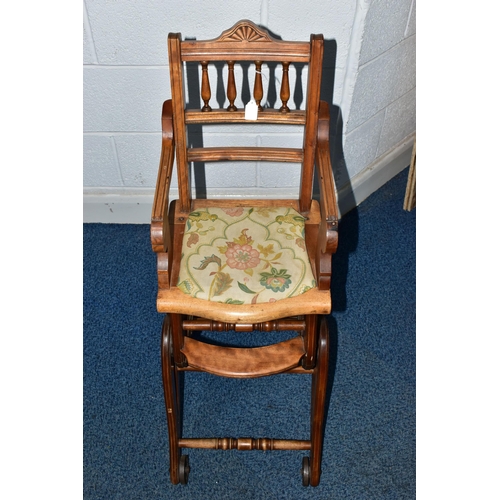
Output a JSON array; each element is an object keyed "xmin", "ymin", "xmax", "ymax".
[{"xmin": 151, "ymin": 20, "xmax": 339, "ymax": 487}]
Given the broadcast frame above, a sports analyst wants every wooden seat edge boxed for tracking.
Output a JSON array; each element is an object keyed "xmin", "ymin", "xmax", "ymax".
[{"xmin": 157, "ymin": 286, "xmax": 331, "ymax": 323}]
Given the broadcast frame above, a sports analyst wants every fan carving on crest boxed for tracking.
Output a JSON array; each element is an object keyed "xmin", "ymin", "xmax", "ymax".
[{"xmin": 218, "ymin": 21, "xmax": 274, "ymax": 42}]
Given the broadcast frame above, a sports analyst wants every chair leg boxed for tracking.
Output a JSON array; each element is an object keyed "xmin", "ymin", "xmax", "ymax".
[
  {"xmin": 302, "ymin": 315, "xmax": 318, "ymax": 370},
  {"xmin": 305, "ymin": 316, "xmax": 329, "ymax": 487},
  {"xmin": 161, "ymin": 315, "xmax": 189, "ymax": 484},
  {"xmin": 163, "ymin": 313, "xmax": 328, "ymax": 486}
]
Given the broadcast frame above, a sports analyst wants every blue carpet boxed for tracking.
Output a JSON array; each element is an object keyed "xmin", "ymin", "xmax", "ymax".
[{"xmin": 83, "ymin": 168, "xmax": 415, "ymax": 499}]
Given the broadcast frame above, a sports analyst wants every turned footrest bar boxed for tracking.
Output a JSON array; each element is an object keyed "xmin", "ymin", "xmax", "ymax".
[
  {"xmin": 180, "ymin": 336, "xmax": 305, "ymax": 378},
  {"xmin": 178, "ymin": 438, "xmax": 311, "ymax": 451}
]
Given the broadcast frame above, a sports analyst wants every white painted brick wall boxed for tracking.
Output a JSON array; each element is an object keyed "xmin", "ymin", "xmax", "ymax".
[
  {"xmin": 343, "ymin": 0, "xmax": 416, "ymax": 178},
  {"xmin": 83, "ymin": 0, "xmax": 415, "ymax": 221}
]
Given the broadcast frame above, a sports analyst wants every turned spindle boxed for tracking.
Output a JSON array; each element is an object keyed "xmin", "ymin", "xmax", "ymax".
[
  {"xmin": 178, "ymin": 437, "xmax": 311, "ymax": 451},
  {"xmin": 279, "ymin": 61, "xmax": 290, "ymax": 112},
  {"xmin": 183, "ymin": 319, "xmax": 306, "ymax": 332},
  {"xmin": 201, "ymin": 61, "xmax": 212, "ymax": 112},
  {"xmin": 253, "ymin": 61, "xmax": 263, "ymax": 111},
  {"xmin": 226, "ymin": 61, "xmax": 237, "ymax": 111}
]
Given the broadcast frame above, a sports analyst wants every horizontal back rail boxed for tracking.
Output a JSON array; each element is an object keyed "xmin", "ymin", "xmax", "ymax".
[
  {"xmin": 181, "ymin": 42, "xmax": 311, "ymax": 62},
  {"xmin": 186, "ymin": 147, "xmax": 303, "ymax": 163},
  {"xmin": 185, "ymin": 109, "xmax": 306, "ymax": 125},
  {"xmin": 180, "ymin": 19, "xmax": 310, "ymax": 63}
]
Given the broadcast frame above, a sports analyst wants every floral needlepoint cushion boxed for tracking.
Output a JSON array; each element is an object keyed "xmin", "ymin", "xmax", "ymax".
[{"xmin": 177, "ymin": 207, "xmax": 317, "ymax": 305}]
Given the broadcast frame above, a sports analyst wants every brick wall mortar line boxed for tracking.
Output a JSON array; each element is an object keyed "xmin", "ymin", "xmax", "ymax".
[
  {"xmin": 339, "ymin": 0, "xmax": 370, "ymax": 138},
  {"xmin": 83, "ymin": 0, "xmax": 98, "ymax": 64},
  {"xmin": 110, "ymin": 136, "xmax": 125, "ymax": 186},
  {"xmin": 404, "ymin": 0, "xmax": 415, "ymax": 38}
]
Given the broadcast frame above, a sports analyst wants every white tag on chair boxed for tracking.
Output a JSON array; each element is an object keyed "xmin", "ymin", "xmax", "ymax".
[{"xmin": 245, "ymin": 99, "xmax": 259, "ymax": 120}]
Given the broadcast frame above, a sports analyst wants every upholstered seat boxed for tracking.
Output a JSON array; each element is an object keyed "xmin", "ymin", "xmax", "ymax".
[{"xmin": 177, "ymin": 206, "xmax": 316, "ymax": 305}]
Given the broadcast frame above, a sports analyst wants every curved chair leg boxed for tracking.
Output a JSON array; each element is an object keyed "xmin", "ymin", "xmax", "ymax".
[
  {"xmin": 308, "ymin": 316, "xmax": 329, "ymax": 487},
  {"xmin": 161, "ymin": 315, "xmax": 183, "ymax": 484}
]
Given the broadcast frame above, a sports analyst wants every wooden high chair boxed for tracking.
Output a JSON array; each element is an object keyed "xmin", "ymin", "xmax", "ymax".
[{"xmin": 151, "ymin": 20, "xmax": 339, "ymax": 487}]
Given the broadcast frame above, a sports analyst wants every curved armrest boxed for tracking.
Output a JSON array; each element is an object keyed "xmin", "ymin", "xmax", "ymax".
[
  {"xmin": 151, "ymin": 100, "xmax": 175, "ymax": 253},
  {"xmin": 316, "ymin": 100, "xmax": 339, "ymax": 255},
  {"xmin": 314, "ymin": 101, "xmax": 339, "ymax": 290}
]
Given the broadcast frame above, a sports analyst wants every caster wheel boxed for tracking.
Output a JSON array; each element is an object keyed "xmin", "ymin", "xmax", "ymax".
[
  {"xmin": 179, "ymin": 455, "xmax": 190, "ymax": 485},
  {"xmin": 301, "ymin": 456, "xmax": 310, "ymax": 487}
]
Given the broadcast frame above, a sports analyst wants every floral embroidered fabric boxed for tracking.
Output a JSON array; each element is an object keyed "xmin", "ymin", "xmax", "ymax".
[{"xmin": 177, "ymin": 207, "xmax": 317, "ymax": 305}]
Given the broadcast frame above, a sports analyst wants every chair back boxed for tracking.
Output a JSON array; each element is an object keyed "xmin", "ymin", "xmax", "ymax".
[{"xmin": 167, "ymin": 20, "xmax": 325, "ymax": 213}]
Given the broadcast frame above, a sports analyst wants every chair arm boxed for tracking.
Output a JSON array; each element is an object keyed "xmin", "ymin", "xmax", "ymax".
[
  {"xmin": 316, "ymin": 101, "xmax": 339, "ymax": 255},
  {"xmin": 151, "ymin": 100, "xmax": 175, "ymax": 254},
  {"xmin": 313, "ymin": 101, "xmax": 339, "ymax": 291}
]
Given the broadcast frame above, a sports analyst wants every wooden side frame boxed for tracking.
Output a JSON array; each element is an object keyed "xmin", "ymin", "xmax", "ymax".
[
  {"xmin": 168, "ymin": 33, "xmax": 192, "ymax": 214},
  {"xmin": 300, "ymin": 34, "xmax": 324, "ymax": 213}
]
